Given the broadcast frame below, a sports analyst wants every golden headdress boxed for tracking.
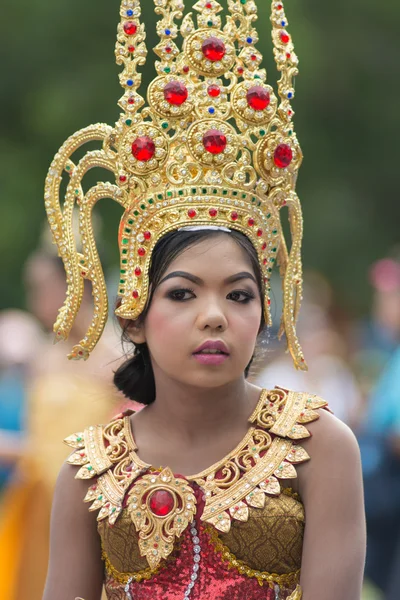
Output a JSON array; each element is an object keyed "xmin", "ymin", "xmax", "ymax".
[{"xmin": 44, "ymin": 0, "xmax": 307, "ymax": 370}]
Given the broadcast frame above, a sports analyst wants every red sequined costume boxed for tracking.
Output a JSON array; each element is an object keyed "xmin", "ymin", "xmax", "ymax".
[{"xmin": 65, "ymin": 387, "xmax": 330, "ymax": 599}]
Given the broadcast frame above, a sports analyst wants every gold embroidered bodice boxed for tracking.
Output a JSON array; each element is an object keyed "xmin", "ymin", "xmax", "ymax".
[{"xmin": 65, "ymin": 387, "xmax": 328, "ymax": 596}]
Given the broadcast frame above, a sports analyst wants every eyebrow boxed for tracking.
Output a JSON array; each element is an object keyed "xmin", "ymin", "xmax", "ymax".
[{"xmin": 159, "ymin": 270, "xmax": 258, "ymax": 286}]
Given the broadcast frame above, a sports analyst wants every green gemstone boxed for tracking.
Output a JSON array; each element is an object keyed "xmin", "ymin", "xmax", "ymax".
[
  {"xmin": 223, "ymin": 190, "xmax": 228, "ymax": 195},
  {"xmin": 270, "ymin": 258, "xmax": 275, "ymax": 263},
  {"xmin": 202, "ymin": 187, "xmax": 207, "ymax": 194},
  {"xmin": 125, "ymin": 228, "xmax": 131, "ymax": 234},
  {"xmin": 120, "ymin": 279, "xmax": 125, "ymax": 285},
  {"xmin": 232, "ymin": 191, "xmax": 238, "ymax": 196},
  {"xmin": 158, "ymin": 194, "xmax": 163, "ymax": 200},
  {"xmin": 134, "ymin": 210, "xmax": 139, "ymax": 216},
  {"xmin": 192, "ymin": 188, "xmax": 197, "ymax": 194},
  {"xmin": 161, "ymin": 122, "xmax": 169, "ymax": 129},
  {"xmin": 128, "ymin": 219, "xmax": 134, "ymax": 225},
  {"xmin": 140, "ymin": 203, "xmax": 146, "ymax": 210},
  {"xmin": 167, "ymin": 191, "xmax": 172, "ymax": 197},
  {"xmin": 87, "ymin": 466, "xmax": 93, "ymax": 471},
  {"xmin": 164, "ymin": 67, "xmax": 171, "ymax": 73},
  {"xmin": 98, "ymin": 495, "xmax": 103, "ymax": 501},
  {"xmin": 125, "ymin": 119, "xmax": 132, "ymax": 126},
  {"xmin": 137, "ymin": 512, "xmax": 141, "ymax": 517},
  {"xmin": 66, "ymin": 165, "xmax": 71, "ymax": 171},
  {"xmin": 112, "ymin": 508, "xmax": 116, "ymax": 513},
  {"xmin": 148, "ymin": 199, "xmax": 154, "ymax": 204},
  {"xmin": 272, "ymin": 248, "xmax": 277, "ymax": 252},
  {"xmin": 254, "ymin": 74, "xmax": 261, "ymax": 79},
  {"xmin": 266, "ymin": 213, "xmax": 271, "ymax": 219},
  {"xmin": 240, "ymin": 0, "xmax": 247, "ymax": 4},
  {"xmin": 122, "ymin": 259, "xmax": 127, "ymax": 265},
  {"xmin": 258, "ymin": 201, "xmax": 261, "ymax": 206},
  {"xmin": 122, "ymin": 249, "xmax": 128, "ymax": 255},
  {"xmin": 272, "ymin": 229, "xmax": 278, "ymax": 234},
  {"xmin": 268, "ymin": 268, "xmax": 272, "ymax": 273},
  {"xmin": 288, "ymin": 130, "xmax": 293, "ymax": 136},
  {"xmin": 208, "ymin": 20, "xmax": 213, "ymax": 26},
  {"xmin": 122, "ymin": 239, "xmax": 129, "ymax": 245},
  {"xmin": 259, "ymin": 129, "xmax": 266, "ymax": 136},
  {"xmin": 75, "ymin": 189, "xmax": 79, "ymax": 195},
  {"xmin": 120, "ymin": 269, "xmax": 126, "ymax": 274},
  {"xmin": 80, "ymin": 260, "xmax": 85, "ymax": 265},
  {"xmin": 213, "ymin": 189, "xmax": 218, "ymax": 194},
  {"xmin": 242, "ymin": 193, "xmax": 247, "ymax": 199},
  {"xmin": 76, "ymin": 437, "xmax": 82, "ymax": 442},
  {"xmin": 178, "ymin": 190, "xmax": 183, "ymax": 196}
]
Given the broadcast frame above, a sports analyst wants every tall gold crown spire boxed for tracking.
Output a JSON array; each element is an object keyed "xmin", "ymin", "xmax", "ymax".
[{"xmin": 44, "ymin": 0, "xmax": 307, "ymax": 370}]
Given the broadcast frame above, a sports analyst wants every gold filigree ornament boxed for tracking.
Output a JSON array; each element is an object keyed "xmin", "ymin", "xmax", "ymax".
[
  {"xmin": 45, "ymin": 0, "xmax": 308, "ymax": 370},
  {"xmin": 127, "ymin": 467, "xmax": 197, "ymax": 569}
]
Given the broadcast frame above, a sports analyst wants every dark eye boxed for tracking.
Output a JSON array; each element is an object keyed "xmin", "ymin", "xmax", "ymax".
[
  {"xmin": 167, "ymin": 288, "xmax": 196, "ymax": 302},
  {"xmin": 228, "ymin": 290, "xmax": 256, "ymax": 303}
]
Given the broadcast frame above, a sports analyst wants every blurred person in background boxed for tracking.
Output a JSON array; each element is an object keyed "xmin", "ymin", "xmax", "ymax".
[
  {"xmin": 356, "ymin": 257, "xmax": 400, "ymax": 600},
  {"xmin": 0, "ymin": 246, "xmax": 123, "ymax": 600},
  {"xmin": 254, "ymin": 271, "xmax": 362, "ymax": 428},
  {"xmin": 351, "ymin": 256, "xmax": 400, "ymax": 400},
  {"xmin": 0, "ymin": 310, "xmax": 44, "ymax": 600}
]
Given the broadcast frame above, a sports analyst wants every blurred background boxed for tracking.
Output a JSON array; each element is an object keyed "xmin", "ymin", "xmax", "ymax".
[{"xmin": 0, "ymin": 0, "xmax": 399, "ymax": 598}]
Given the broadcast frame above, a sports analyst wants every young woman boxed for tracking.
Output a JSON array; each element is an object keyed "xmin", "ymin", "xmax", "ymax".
[{"xmin": 42, "ymin": 1, "xmax": 366, "ymax": 598}]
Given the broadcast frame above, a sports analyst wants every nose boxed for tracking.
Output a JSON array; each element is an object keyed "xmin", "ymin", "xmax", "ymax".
[{"xmin": 195, "ymin": 296, "xmax": 228, "ymax": 332}]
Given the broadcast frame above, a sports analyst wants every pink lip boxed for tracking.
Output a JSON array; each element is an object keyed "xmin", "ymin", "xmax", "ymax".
[
  {"xmin": 193, "ymin": 353, "xmax": 229, "ymax": 366},
  {"xmin": 193, "ymin": 339, "xmax": 229, "ymax": 354}
]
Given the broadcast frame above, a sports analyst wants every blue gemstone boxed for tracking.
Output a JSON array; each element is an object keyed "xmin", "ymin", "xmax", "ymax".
[
  {"xmin": 287, "ymin": 92, "xmax": 293, "ymax": 99},
  {"xmin": 127, "ymin": 79, "xmax": 134, "ymax": 87},
  {"xmin": 247, "ymin": 37, "xmax": 253, "ymax": 43},
  {"xmin": 165, "ymin": 29, "xmax": 171, "ymax": 35},
  {"xmin": 209, "ymin": 107, "xmax": 215, "ymax": 114},
  {"xmin": 281, "ymin": 21, "xmax": 286, "ymax": 26},
  {"xmin": 126, "ymin": 9, "xmax": 133, "ymax": 17}
]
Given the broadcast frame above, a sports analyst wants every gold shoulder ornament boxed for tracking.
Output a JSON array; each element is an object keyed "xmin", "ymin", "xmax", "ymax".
[
  {"xmin": 45, "ymin": 0, "xmax": 308, "ymax": 370},
  {"xmin": 65, "ymin": 388, "xmax": 328, "ymax": 569}
]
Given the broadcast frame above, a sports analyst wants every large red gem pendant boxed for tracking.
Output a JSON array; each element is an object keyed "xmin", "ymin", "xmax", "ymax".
[
  {"xmin": 247, "ymin": 86, "xmax": 270, "ymax": 111},
  {"xmin": 274, "ymin": 143, "xmax": 293, "ymax": 168},
  {"xmin": 203, "ymin": 129, "xmax": 227, "ymax": 155},
  {"xmin": 131, "ymin": 136, "xmax": 156, "ymax": 162},
  {"xmin": 202, "ymin": 36, "xmax": 226, "ymax": 62},
  {"xmin": 164, "ymin": 81, "xmax": 188, "ymax": 106},
  {"xmin": 149, "ymin": 490, "xmax": 175, "ymax": 517}
]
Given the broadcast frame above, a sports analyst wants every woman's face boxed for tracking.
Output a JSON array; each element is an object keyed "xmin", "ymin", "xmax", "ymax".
[{"xmin": 132, "ymin": 234, "xmax": 263, "ymax": 389}]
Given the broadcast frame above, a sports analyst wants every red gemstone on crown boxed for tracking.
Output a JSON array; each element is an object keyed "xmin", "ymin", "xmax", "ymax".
[
  {"xmin": 280, "ymin": 31, "xmax": 290, "ymax": 44},
  {"xmin": 202, "ymin": 37, "xmax": 226, "ymax": 62},
  {"xmin": 262, "ymin": 242, "xmax": 267, "ymax": 250},
  {"xmin": 203, "ymin": 129, "xmax": 227, "ymax": 155},
  {"xmin": 183, "ymin": 66, "xmax": 190, "ymax": 73},
  {"xmin": 274, "ymin": 143, "xmax": 293, "ymax": 168},
  {"xmin": 132, "ymin": 290, "xmax": 139, "ymax": 299},
  {"xmin": 135, "ymin": 267, "xmax": 142, "ymax": 277},
  {"xmin": 119, "ymin": 175, "xmax": 127, "ymax": 183},
  {"xmin": 149, "ymin": 490, "xmax": 175, "ymax": 517},
  {"xmin": 128, "ymin": 97, "xmax": 135, "ymax": 105},
  {"xmin": 237, "ymin": 66, "xmax": 244, "ymax": 75},
  {"xmin": 250, "ymin": 54, "xmax": 257, "ymax": 61},
  {"xmin": 231, "ymin": 212, "xmax": 238, "ymax": 221},
  {"xmin": 209, "ymin": 208, "xmax": 218, "ymax": 217},
  {"xmin": 257, "ymin": 229, "xmax": 263, "ymax": 237},
  {"xmin": 188, "ymin": 208, "xmax": 197, "ymax": 218},
  {"xmin": 138, "ymin": 247, "xmax": 146, "ymax": 257},
  {"xmin": 131, "ymin": 136, "xmax": 155, "ymax": 162},
  {"xmin": 164, "ymin": 81, "xmax": 188, "ymax": 106},
  {"xmin": 246, "ymin": 86, "xmax": 270, "ymax": 111},
  {"xmin": 124, "ymin": 22, "xmax": 137, "ymax": 36},
  {"xmin": 248, "ymin": 218, "xmax": 255, "ymax": 227},
  {"xmin": 207, "ymin": 84, "xmax": 221, "ymax": 98},
  {"xmin": 128, "ymin": 45, "xmax": 135, "ymax": 53},
  {"xmin": 205, "ymin": 1, "xmax": 212, "ymax": 8},
  {"xmin": 144, "ymin": 231, "xmax": 151, "ymax": 240}
]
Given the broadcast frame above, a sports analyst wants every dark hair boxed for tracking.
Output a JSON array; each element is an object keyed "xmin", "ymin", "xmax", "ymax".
[{"xmin": 113, "ymin": 229, "xmax": 266, "ymax": 404}]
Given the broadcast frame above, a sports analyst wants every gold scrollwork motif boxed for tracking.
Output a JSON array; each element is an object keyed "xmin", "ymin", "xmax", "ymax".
[{"xmin": 127, "ymin": 468, "xmax": 197, "ymax": 569}]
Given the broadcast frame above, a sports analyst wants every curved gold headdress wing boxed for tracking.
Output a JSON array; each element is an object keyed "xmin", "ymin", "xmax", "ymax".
[{"xmin": 44, "ymin": 0, "xmax": 307, "ymax": 370}]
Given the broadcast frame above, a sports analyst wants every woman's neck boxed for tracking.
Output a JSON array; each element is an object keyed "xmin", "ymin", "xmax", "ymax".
[{"xmin": 141, "ymin": 375, "xmax": 262, "ymax": 445}]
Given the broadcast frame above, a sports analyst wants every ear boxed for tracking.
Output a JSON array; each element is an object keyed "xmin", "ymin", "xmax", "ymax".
[{"xmin": 116, "ymin": 315, "xmax": 147, "ymax": 345}]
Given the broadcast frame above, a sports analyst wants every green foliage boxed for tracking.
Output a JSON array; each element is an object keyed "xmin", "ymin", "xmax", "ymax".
[{"xmin": 1, "ymin": 0, "xmax": 398, "ymax": 313}]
